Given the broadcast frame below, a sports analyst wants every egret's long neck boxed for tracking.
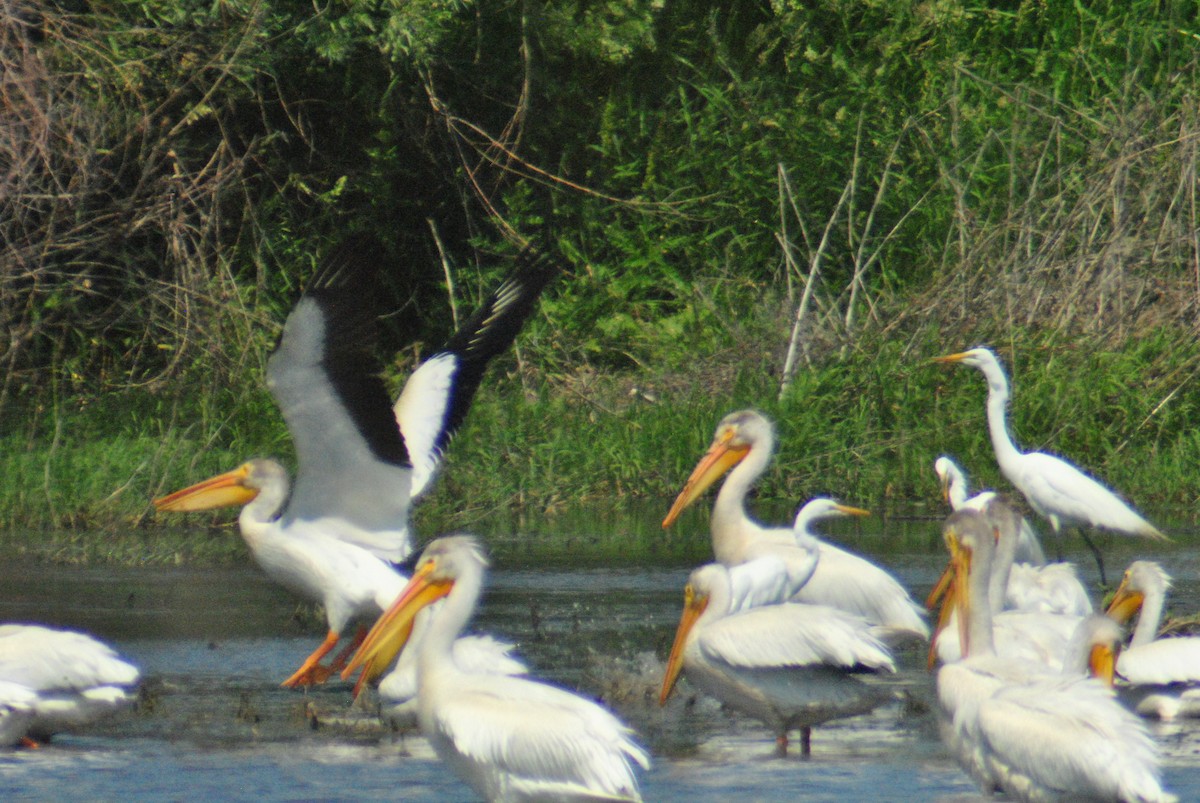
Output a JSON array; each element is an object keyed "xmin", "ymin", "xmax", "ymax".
[
  {"xmin": 1131, "ymin": 583, "xmax": 1166, "ymax": 648},
  {"xmin": 980, "ymin": 361, "xmax": 1024, "ymax": 474},
  {"xmin": 418, "ymin": 564, "xmax": 483, "ymax": 674},
  {"xmin": 711, "ymin": 436, "xmax": 771, "ymax": 563}
]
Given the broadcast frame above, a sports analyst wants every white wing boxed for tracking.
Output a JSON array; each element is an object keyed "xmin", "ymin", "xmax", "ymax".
[
  {"xmin": 698, "ymin": 603, "xmax": 894, "ymax": 672},
  {"xmin": 393, "ymin": 352, "xmax": 457, "ymax": 500},
  {"xmin": 1118, "ymin": 638, "xmax": 1200, "ymax": 686},
  {"xmin": 791, "ymin": 542, "xmax": 929, "ymax": 639},
  {"xmin": 1005, "ymin": 562, "xmax": 1092, "ymax": 616},
  {"xmin": 1014, "ymin": 452, "xmax": 1162, "ymax": 537},
  {"xmin": 431, "ymin": 674, "xmax": 649, "ymax": 802}
]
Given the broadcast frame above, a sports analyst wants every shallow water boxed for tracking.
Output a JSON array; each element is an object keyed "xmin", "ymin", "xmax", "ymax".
[{"xmin": 2, "ymin": 515, "xmax": 1200, "ymax": 801}]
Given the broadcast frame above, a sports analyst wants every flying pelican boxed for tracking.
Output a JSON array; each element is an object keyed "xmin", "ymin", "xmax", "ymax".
[
  {"xmin": 1105, "ymin": 560, "xmax": 1200, "ymax": 719},
  {"xmin": 343, "ymin": 535, "xmax": 650, "ymax": 802},
  {"xmin": 934, "ymin": 454, "xmax": 1046, "ymax": 565},
  {"xmin": 933, "ymin": 347, "xmax": 1166, "ymax": 585},
  {"xmin": 663, "ymin": 409, "xmax": 928, "ymax": 640},
  {"xmin": 934, "ymin": 510, "xmax": 1170, "ymax": 803},
  {"xmin": 0, "ymin": 624, "xmax": 140, "ymax": 741},
  {"xmin": 155, "ymin": 240, "xmax": 555, "ymax": 687},
  {"xmin": 659, "ymin": 561, "xmax": 895, "ymax": 757}
]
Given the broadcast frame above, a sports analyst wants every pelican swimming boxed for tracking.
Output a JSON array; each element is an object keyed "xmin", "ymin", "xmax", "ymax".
[
  {"xmin": 155, "ymin": 240, "xmax": 555, "ymax": 687},
  {"xmin": 1105, "ymin": 560, "xmax": 1200, "ymax": 719},
  {"xmin": 933, "ymin": 347, "xmax": 1166, "ymax": 584},
  {"xmin": 934, "ymin": 510, "xmax": 1170, "ymax": 803},
  {"xmin": 344, "ymin": 535, "xmax": 650, "ymax": 802},
  {"xmin": 0, "ymin": 624, "xmax": 140, "ymax": 742},
  {"xmin": 660, "ymin": 561, "xmax": 895, "ymax": 757},
  {"xmin": 663, "ymin": 410, "xmax": 928, "ymax": 641}
]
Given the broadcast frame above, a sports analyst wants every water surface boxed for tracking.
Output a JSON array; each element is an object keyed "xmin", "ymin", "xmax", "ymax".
[{"xmin": 2, "ymin": 514, "xmax": 1199, "ymax": 801}]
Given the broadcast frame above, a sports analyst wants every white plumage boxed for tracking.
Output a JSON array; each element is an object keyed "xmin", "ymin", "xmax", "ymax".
[
  {"xmin": 1106, "ymin": 560, "xmax": 1200, "ymax": 719},
  {"xmin": 155, "ymin": 244, "xmax": 553, "ymax": 687},
  {"xmin": 0, "ymin": 624, "xmax": 140, "ymax": 742},
  {"xmin": 933, "ymin": 510, "xmax": 1171, "ymax": 803},
  {"xmin": 660, "ymin": 562, "xmax": 894, "ymax": 757},
  {"xmin": 345, "ymin": 535, "xmax": 649, "ymax": 802},
  {"xmin": 663, "ymin": 409, "xmax": 928, "ymax": 641},
  {"xmin": 934, "ymin": 348, "xmax": 1164, "ymax": 547}
]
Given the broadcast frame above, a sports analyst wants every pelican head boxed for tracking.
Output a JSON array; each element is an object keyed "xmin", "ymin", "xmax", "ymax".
[
  {"xmin": 154, "ymin": 458, "xmax": 287, "ymax": 512},
  {"xmin": 343, "ymin": 535, "xmax": 486, "ymax": 692},
  {"xmin": 929, "ymin": 509, "xmax": 996, "ymax": 666},
  {"xmin": 659, "ymin": 564, "xmax": 723, "ymax": 705},
  {"xmin": 1105, "ymin": 561, "xmax": 1171, "ymax": 625},
  {"xmin": 662, "ymin": 409, "xmax": 773, "ymax": 528},
  {"xmin": 1065, "ymin": 615, "xmax": 1124, "ymax": 686}
]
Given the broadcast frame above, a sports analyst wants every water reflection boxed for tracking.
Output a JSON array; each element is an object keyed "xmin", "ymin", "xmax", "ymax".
[{"xmin": 0, "ymin": 513, "xmax": 1199, "ymax": 801}]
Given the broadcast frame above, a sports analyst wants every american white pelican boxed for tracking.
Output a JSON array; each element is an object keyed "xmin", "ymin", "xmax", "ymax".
[
  {"xmin": 929, "ymin": 498, "xmax": 1083, "ymax": 669},
  {"xmin": 343, "ymin": 535, "xmax": 650, "ymax": 802},
  {"xmin": 660, "ymin": 561, "xmax": 895, "ymax": 757},
  {"xmin": 1106, "ymin": 560, "xmax": 1200, "ymax": 719},
  {"xmin": 376, "ymin": 609, "xmax": 528, "ymax": 731},
  {"xmin": 0, "ymin": 624, "xmax": 140, "ymax": 741},
  {"xmin": 934, "ymin": 454, "xmax": 1046, "ymax": 565},
  {"xmin": 662, "ymin": 409, "xmax": 928, "ymax": 640},
  {"xmin": 933, "ymin": 347, "xmax": 1166, "ymax": 585},
  {"xmin": 0, "ymin": 681, "xmax": 37, "ymax": 747},
  {"xmin": 155, "ymin": 242, "xmax": 554, "ymax": 687},
  {"xmin": 934, "ymin": 510, "xmax": 1170, "ymax": 803}
]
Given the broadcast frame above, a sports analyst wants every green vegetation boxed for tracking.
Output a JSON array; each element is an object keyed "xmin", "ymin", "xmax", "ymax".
[{"xmin": 2, "ymin": 1, "xmax": 1200, "ymax": 559}]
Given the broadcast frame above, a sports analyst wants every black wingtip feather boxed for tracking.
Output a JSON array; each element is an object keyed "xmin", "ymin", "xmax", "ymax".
[
  {"xmin": 432, "ymin": 244, "xmax": 559, "ymax": 453},
  {"xmin": 293, "ymin": 236, "xmax": 410, "ymax": 468}
]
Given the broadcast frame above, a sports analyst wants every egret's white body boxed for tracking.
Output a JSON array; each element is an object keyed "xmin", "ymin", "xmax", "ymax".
[
  {"xmin": 155, "ymin": 244, "xmax": 553, "ymax": 686},
  {"xmin": 346, "ymin": 536, "xmax": 649, "ymax": 802},
  {"xmin": 934, "ymin": 511, "xmax": 1170, "ymax": 803},
  {"xmin": 660, "ymin": 562, "xmax": 895, "ymax": 757},
  {"xmin": 0, "ymin": 624, "xmax": 140, "ymax": 741},
  {"xmin": 934, "ymin": 349, "xmax": 1164, "ymax": 546},
  {"xmin": 663, "ymin": 410, "xmax": 928, "ymax": 641},
  {"xmin": 1106, "ymin": 561, "xmax": 1200, "ymax": 719}
]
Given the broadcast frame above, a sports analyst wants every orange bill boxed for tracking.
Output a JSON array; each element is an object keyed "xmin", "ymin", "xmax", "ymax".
[
  {"xmin": 341, "ymin": 560, "xmax": 453, "ymax": 692},
  {"xmin": 154, "ymin": 464, "xmax": 259, "ymax": 512},
  {"xmin": 662, "ymin": 430, "xmax": 750, "ymax": 528},
  {"xmin": 659, "ymin": 585, "xmax": 707, "ymax": 705}
]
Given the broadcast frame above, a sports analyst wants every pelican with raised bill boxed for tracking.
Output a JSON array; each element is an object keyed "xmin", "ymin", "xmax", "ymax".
[
  {"xmin": 0, "ymin": 624, "xmax": 140, "ymax": 743},
  {"xmin": 933, "ymin": 347, "xmax": 1166, "ymax": 585},
  {"xmin": 1105, "ymin": 561, "xmax": 1200, "ymax": 719},
  {"xmin": 663, "ymin": 409, "xmax": 928, "ymax": 640},
  {"xmin": 660, "ymin": 561, "xmax": 895, "ymax": 757},
  {"xmin": 155, "ymin": 238, "xmax": 556, "ymax": 687},
  {"xmin": 343, "ymin": 536, "xmax": 650, "ymax": 803}
]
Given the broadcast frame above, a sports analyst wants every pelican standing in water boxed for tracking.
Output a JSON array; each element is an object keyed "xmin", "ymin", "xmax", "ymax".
[
  {"xmin": 344, "ymin": 536, "xmax": 650, "ymax": 802},
  {"xmin": 0, "ymin": 624, "xmax": 140, "ymax": 742},
  {"xmin": 1106, "ymin": 560, "xmax": 1200, "ymax": 719},
  {"xmin": 155, "ymin": 239, "xmax": 555, "ymax": 686},
  {"xmin": 659, "ymin": 561, "xmax": 895, "ymax": 757},
  {"xmin": 933, "ymin": 347, "xmax": 1166, "ymax": 585},
  {"xmin": 933, "ymin": 510, "xmax": 1170, "ymax": 803},
  {"xmin": 663, "ymin": 410, "xmax": 928, "ymax": 640}
]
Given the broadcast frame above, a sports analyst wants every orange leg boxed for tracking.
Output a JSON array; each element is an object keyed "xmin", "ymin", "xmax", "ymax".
[
  {"xmin": 281, "ymin": 630, "xmax": 340, "ymax": 688},
  {"xmin": 328, "ymin": 626, "xmax": 368, "ymax": 674}
]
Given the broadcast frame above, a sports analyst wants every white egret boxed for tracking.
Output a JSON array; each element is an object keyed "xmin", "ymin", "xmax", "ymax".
[
  {"xmin": 344, "ymin": 535, "xmax": 650, "ymax": 802},
  {"xmin": 934, "ymin": 347, "xmax": 1165, "ymax": 585},
  {"xmin": 934, "ymin": 454, "xmax": 1046, "ymax": 565},
  {"xmin": 663, "ymin": 409, "xmax": 928, "ymax": 640},
  {"xmin": 155, "ymin": 241, "xmax": 554, "ymax": 687},
  {"xmin": 1105, "ymin": 560, "xmax": 1200, "ymax": 719},
  {"xmin": 934, "ymin": 510, "xmax": 1170, "ymax": 803},
  {"xmin": 0, "ymin": 624, "xmax": 140, "ymax": 741},
  {"xmin": 659, "ymin": 561, "xmax": 895, "ymax": 757}
]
